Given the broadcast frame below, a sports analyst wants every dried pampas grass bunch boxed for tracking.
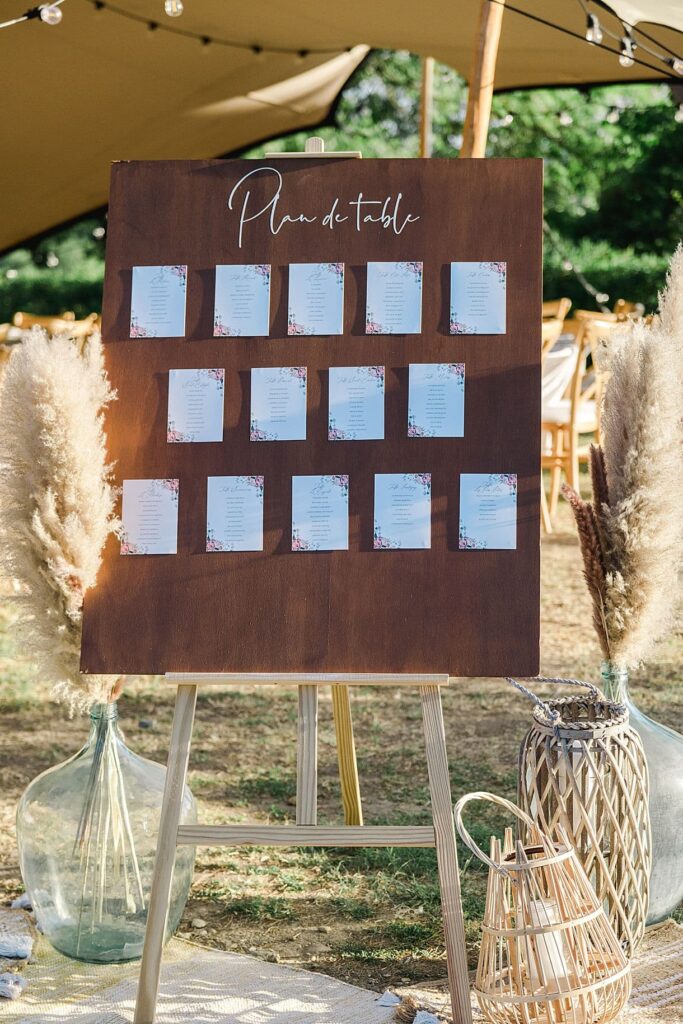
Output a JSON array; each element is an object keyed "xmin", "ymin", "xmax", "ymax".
[
  {"xmin": 0, "ymin": 328, "xmax": 119, "ymax": 708},
  {"xmin": 564, "ymin": 245, "xmax": 683, "ymax": 668}
]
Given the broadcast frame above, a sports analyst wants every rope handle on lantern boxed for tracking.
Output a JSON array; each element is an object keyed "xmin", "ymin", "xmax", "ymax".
[
  {"xmin": 506, "ymin": 675, "xmax": 613, "ymax": 730},
  {"xmin": 454, "ymin": 791, "xmax": 541, "ymax": 877}
]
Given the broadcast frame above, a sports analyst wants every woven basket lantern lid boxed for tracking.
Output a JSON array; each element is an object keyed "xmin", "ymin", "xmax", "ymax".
[{"xmin": 509, "ymin": 675, "xmax": 630, "ymax": 740}]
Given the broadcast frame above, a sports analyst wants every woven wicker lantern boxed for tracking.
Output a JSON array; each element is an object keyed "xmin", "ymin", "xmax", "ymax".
[
  {"xmin": 454, "ymin": 792, "xmax": 631, "ymax": 1024},
  {"xmin": 513, "ymin": 677, "xmax": 651, "ymax": 957}
]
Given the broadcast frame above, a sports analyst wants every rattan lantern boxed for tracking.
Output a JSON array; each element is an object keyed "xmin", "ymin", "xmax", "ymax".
[
  {"xmin": 512, "ymin": 677, "xmax": 651, "ymax": 957},
  {"xmin": 454, "ymin": 792, "xmax": 631, "ymax": 1024}
]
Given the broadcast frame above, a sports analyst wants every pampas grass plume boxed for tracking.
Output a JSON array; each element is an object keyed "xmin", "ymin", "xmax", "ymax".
[{"xmin": 0, "ymin": 328, "xmax": 119, "ymax": 708}]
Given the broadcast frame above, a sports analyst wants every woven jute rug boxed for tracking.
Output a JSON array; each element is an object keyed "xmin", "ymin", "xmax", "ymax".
[{"xmin": 3, "ymin": 921, "xmax": 682, "ymax": 1023}]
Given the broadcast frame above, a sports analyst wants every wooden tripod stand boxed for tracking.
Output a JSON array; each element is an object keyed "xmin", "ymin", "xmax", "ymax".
[{"xmin": 133, "ymin": 674, "xmax": 472, "ymax": 1024}]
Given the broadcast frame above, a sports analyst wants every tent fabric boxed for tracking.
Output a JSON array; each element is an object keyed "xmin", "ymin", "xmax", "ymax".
[{"xmin": 3, "ymin": 0, "xmax": 682, "ymax": 253}]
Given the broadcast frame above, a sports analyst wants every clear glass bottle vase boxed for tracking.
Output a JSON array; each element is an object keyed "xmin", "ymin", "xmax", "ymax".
[
  {"xmin": 16, "ymin": 702, "xmax": 196, "ymax": 962},
  {"xmin": 601, "ymin": 661, "xmax": 683, "ymax": 922}
]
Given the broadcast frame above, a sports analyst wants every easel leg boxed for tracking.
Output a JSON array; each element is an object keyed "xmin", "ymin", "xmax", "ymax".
[
  {"xmin": 331, "ymin": 684, "xmax": 363, "ymax": 826},
  {"xmin": 134, "ymin": 684, "xmax": 198, "ymax": 1024},
  {"xmin": 420, "ymin": 685, "xmax": 472, "ymax": 1024},
  {"xmin": 296, "ymin": 684, "xmax": 318, "ymax": 825}
]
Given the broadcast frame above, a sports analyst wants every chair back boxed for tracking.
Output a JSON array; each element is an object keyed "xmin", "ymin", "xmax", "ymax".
[
  {"xmin": 541, "ymin": 318, "xmax": 564, "ymax": 361},
  {"xmin": 12, "ymin": 311, "xmax": 99, "ymax": 339},
  {"xmin": 568, "ymin": 316, "xmax": 622, "ymax": 439},
  {"xmin": 542, "ymin": 297, "xmax": 572, "ymax": 321}
]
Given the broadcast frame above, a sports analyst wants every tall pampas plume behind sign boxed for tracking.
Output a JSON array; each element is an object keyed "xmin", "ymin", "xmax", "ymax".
[{"xmin": 0, "ymin": 328, "xmax": 120, "ymax": 709}]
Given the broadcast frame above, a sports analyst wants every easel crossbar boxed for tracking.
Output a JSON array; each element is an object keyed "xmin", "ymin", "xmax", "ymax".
[
  {"xmin": 175, "ymin": 824, "xmax": 436, "ymax": 847},
  {"xmin": 164, "ymin": 672, "xmax": 450, "ymax": 687}
]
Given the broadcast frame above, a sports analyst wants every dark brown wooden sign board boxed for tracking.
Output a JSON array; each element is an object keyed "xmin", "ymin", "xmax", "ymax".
[{"xmin": 80, "ymin": 157, "xmax": 542, "ymax": 678}]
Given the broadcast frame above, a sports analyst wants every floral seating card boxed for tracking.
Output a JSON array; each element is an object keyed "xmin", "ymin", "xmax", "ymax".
[
  {"xmin": 120, "ymin": 478, "xmax": 179, "ymax": 555},
  {"xmin": 450, "ymin": 262, "xmax": 506, "ymax": 335},
  {"xmin": 288, "ymin": 263, "xmax": 344, "ymax": 335},
  {"xmin": 292, "ymin": 474, "xmax": 349, "ymax": 551},
  {"xmin": 374, "ymin": 473, "xmax": 431, "ymax": 549},
  {"xmin": 366, "ymin": 261, "xmax": 422, "ymax": 334},
  {"xmin": 408, "ymin": 363, "xmax": 465, "ymax": 438},
  {"xmin": 328, "ymin": 366, "xmax": 385, "ymax": 441},
  {"xmin": 250, "ymin": 366, "xmax": 307, "ymax": 441},
  {"xmin": 167, "ymin": 368, "xmax": 225, "ymax": 443},
  {"xmin": 459, "ymin": 472, "xmax": 517, "ymax": 549},
  {"xmin": 214, "ymin": 264, "xmax": 271, "ymax": 337},
  {"xmin": 130, "ymin": 265, "xmax": 187, "ymax": 338},
  {"xmin": 206, "ymin": 475, "xmax": 264, "ymax": 552}
]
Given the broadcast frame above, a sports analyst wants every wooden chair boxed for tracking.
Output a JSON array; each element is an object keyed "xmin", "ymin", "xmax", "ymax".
[
  {"xmin": 613, "ymin": 298, "xmax": 645, "ymax": 320},
  {"xmin": 542, "ymin": 316, "xmax": 620, "ymax": 518},
  {"xmin": 542, "ymin": 297, "xmax": 572, "ymax": 321},
  {"xmin": 541, "ymin": 317, "xmax": 565, "ymax": 359},
  {"xmin": 12, "ymin": 310, "xmax": 99, "ymax": 339}
]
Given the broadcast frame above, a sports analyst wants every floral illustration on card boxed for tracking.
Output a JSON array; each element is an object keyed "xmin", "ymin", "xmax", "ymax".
[
  {"xmin": 168, "ymin": 265, "xmax": 187, "ymax": 284},
  {"xmin": 244, "ymin": 475, "xmax": 265, "ymax": 496},
  {"xmin": 160, "ymin": 478, "xmax": 180, "ymax": 503},
  {"xmin": 254, "ymin": 264, "xmax": 271, "ymax": 281},
  {"xmin": 408, "ymin": 413, "xmax": 430, "ymax": 438},
  {"xmin": 410, "ymin": 472, "xmax": 431, "ymax": 496},
  {"xmin": 167, "ymin": 421, "xmax": 193, "ymax": 443},
  {"xmin": 366, "ymin": 365, "xmax": 385, "ymax": 388},
  {"xmin": 373, "ymin": 525, "xmax": 401, "ymax": 550},
  {"xmin": 481, "ymin": 261, "xmax": 506, "ymax": 283},
  {"xmin": 328, "ymin": 417, "xmax": 354, "ymax": 441},
  {"xmin": 365, "ymin": 310, "xmax": 388, "ymax": 334},
  {"xmin": 458, "ymin": 525, "xmax": 487, "ymax": 550},
  {"xmin": 291, "ymin": 527, "xmax": 314, "ymax": 551},
  {"xmin": 213, "ymin": 312, "xmax": 240, "ymax": 337},
  {"xmin": 449, "ymin": 318, "xmax": 478, "ymax": 335},
  {"xmin": 288, "ymin": 366, "xmax": 307, "ymax": 390},
  {"xmin": 203, "ymin": 367, "xmax": 225, "ymax": 391},
  {"xmin": 130, "ymin": 316, "xmax": 156, "ymax": 338},
  {"xmin": 206, "ymin": 528, "xmax": 231, "ymax": 552},
  {"xmin": 325, "ymin": 262, "xmax": 344, "ymax": 285},
  {"xmin": 330, "ymin": 474, "xmax": 349, "ymax": 497},
  {"xmin": 250, "ymin": 417, "xmax": 277, "ymax": 441},
  {"xmin": 287, "ymin": 313, "xmax": 312, "ymax": 336},
  {"xmin": 438, "ymin": 363, "xmax": 465, "ymax": 389},
  {"xmin": 120, "ymin": 530, "xmax": 146, "ymax": 556},
  {"xmin": 398, "ymin": 261, "xmax": 423, "ymax": 284}
]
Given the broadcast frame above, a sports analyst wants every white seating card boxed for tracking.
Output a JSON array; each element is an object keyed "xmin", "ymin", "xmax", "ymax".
[
  {"xmin": 374, "ymin": 473, "xmax": 431, "ymax": 550},
  {"xmin": 250, "ymin": 366, "xmax": 307, "ymax": 441},
  {"xmin": 120, "ymin": 479, "xmax": 179, "ymax": 555},
  {"xmin": 206, "ymin": 475, "xmax": 264, "ymax": 552},
  {"xmin": 214, "ymin": 264, "xmax": 271, "ymax": 337},
  {"xmin": 328, "ymin": 366, "xmax": 385, "ymax": 441},
  {"xmin": 450, "ymin": 261, "xmax": 506, "ymax": 335},
  {"xmin": 366, "ymin": 261, "xmax": 423, "ymax": 334},
  {"xmin": 288, "ymin": 263, "xmax": 344, "ymax": 335},
  {"xmin": 292, "ymin": 475, "xmax": 349, "ymax": 551},
  {"xmin": 130, "ymin": 265, "xmax": 187, "ymax": 338},
  {"xmin": 167, "ymin": 368, "xmax": 225, "ymax": 443},
  {"xmin": 459, "ymin": 473, "xmax": 517, "ymax": 549},
  {"xmin": 408, "ymin": 363, "xmax": 465, "ymax": 438}
]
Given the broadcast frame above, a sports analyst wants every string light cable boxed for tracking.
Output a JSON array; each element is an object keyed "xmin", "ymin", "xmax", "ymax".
[{"xmin": 0, "ymin": 0, "xmax": 681, "ymax": 78}]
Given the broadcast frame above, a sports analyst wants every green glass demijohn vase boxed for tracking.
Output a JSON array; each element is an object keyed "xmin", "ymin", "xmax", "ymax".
[
  {"xmin": 16, "ymin": 702, "xmax": 196, "ymax": 962},
  {"xmin": 601, "ymin": 661, "xmax": 683, "ymax": 923}
]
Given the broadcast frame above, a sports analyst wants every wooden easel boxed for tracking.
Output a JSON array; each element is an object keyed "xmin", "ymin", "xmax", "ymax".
[{"xmin": 134, "ymin": 673, "xmax": 472, "ymax": 1024}]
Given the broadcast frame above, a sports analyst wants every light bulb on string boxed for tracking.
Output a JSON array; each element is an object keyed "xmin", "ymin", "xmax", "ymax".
[
  {"xmin": 585, "ymin": 13, "xmax": 602, "ymax": 46},
  {"xmin": 675, "ymin": 104, "xmax": 683, "ymax": 123},
  {"xmin": 39, "ymin": 4, "xmax": 63, "ymax": 25},
  {"xmin": 164, "ymin": 0, "xmax": 183, "ymax": 17},
  {"xmin": 619, "ymin": 34, "xmax": 635, "ymax": 67}
]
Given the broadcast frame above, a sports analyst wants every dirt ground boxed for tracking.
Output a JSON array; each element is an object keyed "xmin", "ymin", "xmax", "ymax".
[{"xmin": 0, "ymin": 500, "xmax": 681, "ymax": 998}]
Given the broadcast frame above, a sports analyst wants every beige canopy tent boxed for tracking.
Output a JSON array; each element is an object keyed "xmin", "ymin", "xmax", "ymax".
[{"xmin": 2, "ymin": 0, "xmax": 682, "ymax": 252}]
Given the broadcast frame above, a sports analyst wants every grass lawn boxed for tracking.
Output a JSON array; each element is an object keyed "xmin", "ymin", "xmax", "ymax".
[{"xmin": 0, "ymin": 498, "xmax": 681, "ymax": 996}]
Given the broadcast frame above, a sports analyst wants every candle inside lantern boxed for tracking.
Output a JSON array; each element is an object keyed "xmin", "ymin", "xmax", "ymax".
[{"xmin": 528, "ymin": 899, "xmax": 570, "ymax": 989}]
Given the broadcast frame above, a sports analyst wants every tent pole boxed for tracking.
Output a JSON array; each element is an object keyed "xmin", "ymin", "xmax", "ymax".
[
  {"xmin": 460, "ymin": 0, "xmax": 506, "ymax": 158},
  {"xmin": 420, "ymin": 56, "xmax": 435, "ymax": 158}
]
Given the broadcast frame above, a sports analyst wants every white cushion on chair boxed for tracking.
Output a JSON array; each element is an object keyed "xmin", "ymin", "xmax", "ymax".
[{"xmin": 542, "ymin": 399, "xmax": 597, "ymax": 429}]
